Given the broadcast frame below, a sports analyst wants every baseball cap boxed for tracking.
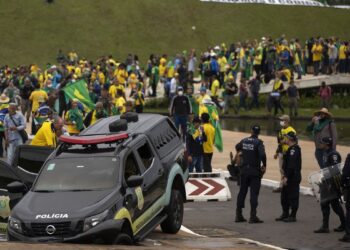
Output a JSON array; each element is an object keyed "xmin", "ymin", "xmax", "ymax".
[
  {"xmin": 279, "ymin": 115, "xmax": 290, "ymax": 122},
  {"xmin": 251, "ymin": 125, "xmax": 261, "ymax": 135},
  {"xmin": 177, "ymin": 86, "xmax": 183, "ymax": 91},
  {"xmin": 320, "ymin": 137, "xmax": 332, "ymax": 146}
]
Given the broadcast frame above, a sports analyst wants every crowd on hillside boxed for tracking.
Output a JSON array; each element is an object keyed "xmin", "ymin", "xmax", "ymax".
[{"xmin": 0, "ymin": 35, "xmax": 349, "ymax": 164}]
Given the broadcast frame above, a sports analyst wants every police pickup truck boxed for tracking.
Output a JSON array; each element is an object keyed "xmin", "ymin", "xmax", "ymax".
[{"xmin": 0, "ymin": 113, "xmax": 188, "ymax": 244}]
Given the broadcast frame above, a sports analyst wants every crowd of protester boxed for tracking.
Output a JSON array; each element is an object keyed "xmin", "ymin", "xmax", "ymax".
[{"xmin": 0, "ymin": 35, "xmax": 349, "ymax": 165}]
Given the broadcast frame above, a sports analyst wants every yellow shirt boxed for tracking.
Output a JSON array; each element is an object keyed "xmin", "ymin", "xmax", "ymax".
[
  {"xmin": 31, "ymin": 121, "xmax": 56, "ymax": 147},
  {"xmin": 281, "ymin": 69, "xmax": 291, "ymax": 82},
  {"xmin": 90, "ymin": 110, "xmax": 98, "ymax": 125},
  {"xmin": 98, "ymin": 71, "xmax": 106, "ymax": 85},
  {"xmin": 114, "ymin": 69, "xmax": 128, "ymax": 84},
  {"xmin": 273, "ymin": 79, "xmax": 283, "ymax": 91},
  {"xmin": 253, "ymin": 54, "xmax": 262, "ymax": 65},
  {"xmin": 211, "ymin": 80, "xmax": 220, "ymax": 97},
  {"xmin": 218, "ymin": 56, "xmax": 227, "ymax": 72},
  {"xmin": 311, "ymin": 44, "xmax": 323, "ymax": 62},
  {"xmin": 159, "ymin": 64, "xmax": 167, "ymax": 77},
  {"xmin": 203, "ymin": 123, "xmax": 215, "ymax": 153},
  {"xmin": 128, "ymin": 73, "xmax": 138, "ymax": 89},
  {"xmin": 109, "ymin": 84, "xmax": 125, "ymax": 98},
  {"xmin": 339, "ymin": 45, "xmax": 347, "ymax": 60},
  {"xmin": 280, "ymin": 126, "xmax": 296, "ymax": 153},
  {"xmin": 115, "ymin": 96, "xmax": 126, "ymax": 114},
  {"xmin": 29, "ymin": 90, "xmax": 48, "ymax": 112},
  {"xmin": 167, "ymin": 66, "xmax": 175, "ymax": 78},
  {"xmin": 65, "ymin": 112, "xmax": 81, "ymax": 135},
  {"xmin": 75, "ymin": 67, "xmax": 82, "ymax": 78}
]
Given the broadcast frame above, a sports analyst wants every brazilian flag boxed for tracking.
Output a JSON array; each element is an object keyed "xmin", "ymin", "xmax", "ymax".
[
  {"xmin": 63, "ymin": 80, "xmax": 95, "ymax": 111},
  {"xmin": 205, "ymin": 103, "xmax": 223, "ymax": 152}
]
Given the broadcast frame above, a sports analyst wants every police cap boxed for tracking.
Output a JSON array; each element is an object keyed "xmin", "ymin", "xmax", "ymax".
[
  {"xmin": 251, "ymin": 124, "xmax": 260, "ymax": 135},
  {"xmin": 285, "ymin": 131, "xmax": 297, "ymax": 141}
]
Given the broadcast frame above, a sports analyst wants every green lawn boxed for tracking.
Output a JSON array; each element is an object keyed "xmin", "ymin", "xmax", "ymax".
[{"xmin": 0, "ymin": 0, "xmax": 350, "ymax": 66}]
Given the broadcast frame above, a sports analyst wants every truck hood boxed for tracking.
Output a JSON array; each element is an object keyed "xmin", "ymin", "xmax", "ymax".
[{"xmin": 11, "ymin": 189, "xmax": 121, "ymax": 222}]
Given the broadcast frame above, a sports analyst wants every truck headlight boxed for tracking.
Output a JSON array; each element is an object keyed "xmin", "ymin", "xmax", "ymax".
[
  {"xmin": 83, "ymin": 210, "xmax": 109, "ymax": 232},
  {"xmin": 8, "ymin": 216, "xmax": 22, "ymax": 234}
]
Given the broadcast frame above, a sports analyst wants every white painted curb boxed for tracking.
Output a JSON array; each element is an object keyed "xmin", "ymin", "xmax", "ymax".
[{"xmin": 214, "ymin": 169, "xmax": 315, "ymax": 197}]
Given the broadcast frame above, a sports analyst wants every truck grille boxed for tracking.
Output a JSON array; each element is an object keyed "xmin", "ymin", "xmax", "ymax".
[{"xmin": 28, "ymin": 222, "xmax": 72, "ymax": 237}]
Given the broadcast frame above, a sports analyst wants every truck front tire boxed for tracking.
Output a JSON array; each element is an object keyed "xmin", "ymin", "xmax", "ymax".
[{"xmin": 161, "ymin": 189, "xmax": 183, "ymax": 234}]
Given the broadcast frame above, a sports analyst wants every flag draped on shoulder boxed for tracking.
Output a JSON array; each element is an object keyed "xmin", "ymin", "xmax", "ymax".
[
  {"xmin": 63, "ymin": 80, "xmax": 95, "ymax": 111},
  {"xmin": 205, "ymin": 102, "xmax": 223, "ymax": 152}
]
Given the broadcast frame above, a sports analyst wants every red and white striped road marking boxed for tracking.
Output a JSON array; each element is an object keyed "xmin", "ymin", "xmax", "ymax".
[{"xmin": 186, "ymin": 176, "xmax": 231, "ymax": 201}]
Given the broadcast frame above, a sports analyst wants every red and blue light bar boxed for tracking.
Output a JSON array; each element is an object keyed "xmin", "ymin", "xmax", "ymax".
[{"xmin": 60, "ymin": 133, "xmax": 128, "ymax": 145}]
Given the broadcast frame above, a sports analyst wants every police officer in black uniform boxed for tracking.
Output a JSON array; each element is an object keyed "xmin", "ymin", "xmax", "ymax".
[
  {"xmin": 340, "ymin": 154, "xmax": 350, "ymax": 242},
  {"xmin": 275, "ymin": 131, "xmax": 301, "ymax": 222},
  {"xmin": 235, "ymin": 125, "xmax": 266, "ymax": 223},
  {"xmin": 314, "ymin": 137, "xmax": 345, "ymax": 233}
]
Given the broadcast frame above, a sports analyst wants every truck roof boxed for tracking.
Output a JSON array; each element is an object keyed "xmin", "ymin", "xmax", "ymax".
[{"xmin": 80, "ymin": 114, "xmax": 167, "ymax": 136}]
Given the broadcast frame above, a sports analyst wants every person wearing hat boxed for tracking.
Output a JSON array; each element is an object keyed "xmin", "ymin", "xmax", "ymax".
[
  {"xmin": 186, "ymin": 116, "xmax": 206, "ymax": 173},
  {"xmin": 275, "ymin": 131, "xmax": 301, "ymax": 223},
  {"xmin": 0, "ymin": 94, "xmax": 9, "ymax": 158},
  {"xmin": 235, "ymin": 125, "xmax": 266, "ymax": 224},
  {"xmin": 223, "ymin": 75, "xmax": 238, "ymax": 114},
  {"xmin": 314, "ymin": 136, "xmax": 345, "ymax": 234},
  {"xmin": 169, "ymin": 86, "xmax": 192, "ymax": 141},
  {"xmin": 273, "ymin": 115, "xmax": 296, "ymax": 193},
  {"xmin": 307, "ymin": 108, "xmax": 337, "ymax": 169},
  {"xmin": 4, "ymin": 103, "xmax": 26, "ymax": 165}
]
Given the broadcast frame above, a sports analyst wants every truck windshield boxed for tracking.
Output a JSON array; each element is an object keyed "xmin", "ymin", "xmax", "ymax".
[{"xmin": 33, "ymin": 157, "xmax": 118, "ymax": 192}]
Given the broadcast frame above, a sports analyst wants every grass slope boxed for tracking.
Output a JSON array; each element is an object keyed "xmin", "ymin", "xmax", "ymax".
[{"xmin": 0, "ymin": 0, "xmax": 349, "ymax": 66}]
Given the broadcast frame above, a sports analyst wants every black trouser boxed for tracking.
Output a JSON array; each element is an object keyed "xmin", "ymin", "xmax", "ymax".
[
  {"xmin": 281, "ymin": 181, "xmax": 300, "ymax": 217},
  {"xmin": 0, "ymin": 131, "xmax": 4, "ymax": 157},
  {"xmin": 345, "ymin": 189, "xmax": 350, "ymax": 235},
  {"xmin": 237, "ymin": 174, "xmax": 261, "ymax": 214},
  {"xmin": 203, "ymin": 153, "xmax": 213, "ymax": 172},
  {"xmin": 135, "ymin": 105, "xmax": 143, "ymax": 113},
  {"xmin": 320, "ymin": 198, "xmax": 345, "ymax": 229}
]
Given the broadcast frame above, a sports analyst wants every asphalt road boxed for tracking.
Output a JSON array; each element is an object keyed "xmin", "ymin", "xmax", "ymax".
[
  {"xmin": 1, "ymin": 180, "xmax": 350, "ymax": 249},
  {"xmin": 183, "ymin": 180, "xmax": 350, "ymax": 250}
]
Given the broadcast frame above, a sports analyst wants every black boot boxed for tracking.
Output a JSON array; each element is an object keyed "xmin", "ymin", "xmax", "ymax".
[
  {"xmin": 275, "ymin": 211, "xmax": 289, "ymax": 221},
  {"xmin": 315, "ymin": 206, "xmax": 330, "ymax": 233},
  {"xmin": 334, "ymin": 224, "xmax": 345, "ymax": 232},
  {"xmin": 249, "ymin": 209, "xmax": 263, "ymax": 224},
  {"xmin": 283, "ymin": 209, "xmax": 297, "ymax": 223},
  {"xmin": 339, "ymin": 234, "xmax": 350, "ymax": 242},
  {"xmin": 235, "ymin": 208, "xmax": 247, "ymax": 223}
]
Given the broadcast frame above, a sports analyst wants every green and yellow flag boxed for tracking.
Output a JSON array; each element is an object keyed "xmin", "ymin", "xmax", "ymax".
[
  {"xmin": 205, "ymin": 103, "xmax": 223, "ymax": 153},
  {"xmin": 63, "ymin": 80, "xmax": 95, "ymax": 111}
]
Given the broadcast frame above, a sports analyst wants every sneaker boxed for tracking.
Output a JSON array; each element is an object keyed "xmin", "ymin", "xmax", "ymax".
[
  {"xmin": 314, "ymin": 227, "xmax": 330, "ymax": 233},
  {"xmin": 283, "ymin": 216, "xmax": 297, "ymax": 223}
]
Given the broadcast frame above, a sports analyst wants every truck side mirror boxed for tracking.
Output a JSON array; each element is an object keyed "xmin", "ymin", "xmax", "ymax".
[
  {"xmin": 7, "ymin": 181, "xmax": 27, "ymax": 193},
  {"xmin": 126, "ymin": 175, "xmax": 143, "ymax": 188}
]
